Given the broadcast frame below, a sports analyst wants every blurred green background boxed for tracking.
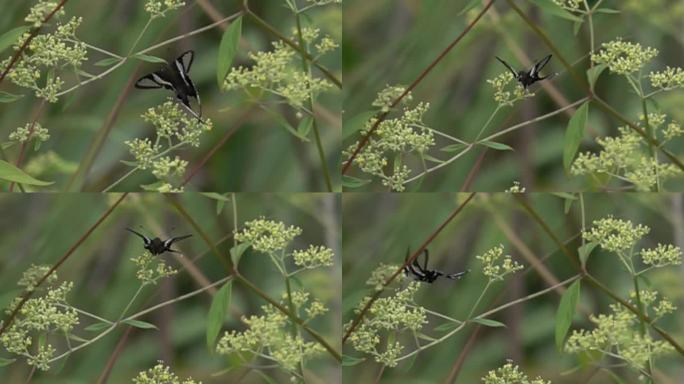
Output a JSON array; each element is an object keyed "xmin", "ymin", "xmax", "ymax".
[
  {"xmin": 0, "ymin": 193, "xmax": 341, "ymax": 383},
  {"xmin": 342, "ymin": 193, "xmax": 684, "ymax": 383},
  {"xmin": 342, "ymin": 0, "xmax": 684, "ymax": 191},
  {"xmin": 0, "ymin": 0, "xmax": 341, "ymax": 192}
]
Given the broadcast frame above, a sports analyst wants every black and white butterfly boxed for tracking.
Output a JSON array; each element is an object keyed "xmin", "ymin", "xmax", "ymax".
[
  {"xmin": 126, "ymin": 227, "xmax": 192, "ymax": 255},
  {"xmin": 135, "ymin": 50, "xmax": 203, "ymax": 122},
  {"xmin": 403, "ymin": 248, "xmax": 468, "ymax": 283},
  {"xmin": 495, "ymin": 54, "xmax": 553, "ymax": 90}
]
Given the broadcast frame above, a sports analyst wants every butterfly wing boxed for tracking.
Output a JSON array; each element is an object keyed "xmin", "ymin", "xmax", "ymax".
[
  {"xmin": 135, "ymin": 70, "xmax": 175, "ymax": 91},
  {"xmin": 446, "ymin": 270, "xmax": 469, "ymax": 280},
  {"xmin": 496, "ymin": 56, "xmax": 519, "ymax": 78},
  {"xmin": 163, "ymin": 234, "xmax": 193, "ymax": 249},
  {"xmin": 177, "ymin": 50, "xmax": 194, "ymax": 73},
  {"xmin": 126, "ymin": 227, "xmax": 152, "ymax": 245},
  {"xmin": 530, "ymin": 55, "xmax": 552, "ymax": 78}
]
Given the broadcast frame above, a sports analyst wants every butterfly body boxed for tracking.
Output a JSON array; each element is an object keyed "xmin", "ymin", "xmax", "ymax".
[
  {"xmin": 135, "ymin": 51, "xmax": 203, "ymax": 121},
  {"xmin": 495, "ymin": 55, "xmax": 553, "ymax": 89},
  {"xmin": 404, "ymin": 249, "xmax": 468, "ymax": 283},
  {"xmin": 126, "ymin": 227, "xmax": 192, "ymax": 255}
]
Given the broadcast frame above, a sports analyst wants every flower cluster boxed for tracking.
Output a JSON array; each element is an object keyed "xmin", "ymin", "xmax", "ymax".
[
  {"xmin": 371, "ymin": 85, "xmax": 411, "ymax": 112},
  {"xmin": 144, "ymin": 0, "xmax": 185, "ymax": 18},
  {"xmin": 565, "ymin": 295, "xmax": 674, "ymax": 373},
  {"xmin": 125, "ymin": 99, "xmax": 212, "ymax": 192},
  {"xmin": 343, "ymin": 86, "xmax": 435, "ymax": 191},
  {"xmin": 551, "ymin": 0, "xmax": 581, "ymax": 10},
  {"xmin": 571, "ymin": 121, "xmax": 683, "ymax": 191},
  {"xmin": 481, "ymin": 362, "xmax": 551, "ymax": 384},
  {"xmin": 293, "ymin": 245, "xmax": 334, "ymax": 269},
  {"xmin": 582, "ymin": 216, "xmax": 650, "ymax": 253},
  {"xmin": 505, "ymin": 181, "xmax": 526, "ymax": 193},
  {"xmin": 487, "ymin": 71, "xmax": 532, "ymax": 107},
  {"xmin": 2, "ymin": 6, "xmax": 87, "ymax": 103},
  {"xmin": 130, "ymin": 251, "xmax": 178, "ymax": 285},
  {"xmin": 216, "ymin": 300, "xmax": 326, "ymax": 374},
  {"xmin": 346, "ymin": 282, "xmax": 427, "ymax": 367},
  {"xmin": 305, "ymin": 0, "xmax": 342, "ymax": 5},
  {"xmin": 365, "ymin": 263, "xmax": 407, "ymax": 291},
  {"xmin": 640, "ymin": 243, "xmax": 682, "ymax": 268},
  {"xmin": 476, "ymin": 245, "xmax": 523, "ymax": 281},
  {"xmin": 8, "ymin": 122, "xmax": 50, "ymax": 149},
  {"xmin": 591, "ymin": 38, "xmax": 658, "ymax": 75},
  {"xmin": 224, "ymin": 27, "xmax": 337, "ymax": 113},
  {"xmin": 234, "ymin": 218, "xmax": 303, "ymax": 254},
  {"xmin": 0, "ymin": 265, "xmax": 78, "ymax": 371},
  {"xmin": 133, "ymin": 361, "xmax": 201, "ymax": 384},
  {"xmin": 650, "ymin": 66, "xmax": 684, "ymax": 91}
]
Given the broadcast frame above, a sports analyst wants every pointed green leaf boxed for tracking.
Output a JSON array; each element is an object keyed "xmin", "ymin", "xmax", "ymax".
[
  {"xmin": 0, "ymin": 159, "xmax": 53, "ymax": 186},
  {"xmin": 343, "ymin": 110, "xmax": 375, "ymax": 140},
  {"xmin": 526, "ymin": 0, "xmax": 583, "ymax": 22},
  {"xmin": 563, "ymin": 102, "xmax": 589, "ymax": 171},
  {"xmin": 480, "ymin": 141, "xmax": 514, "ymax": 151},
  {"xmin": 555, "ymin": 279, "xmax": 581, "ymax": 350},
  {"xmin": 123, "ymin": 319, "xmax": 158, "ymax": 330},
  {"xmin": 297, "ymin": 117, "xmax": 313, "ymax": 138},
  {"xmin": 0, "ymin": 26, "xmax": 30, "ymax": 54},
  {"xmin": 422, "ymin": 154, "xmax": 445, "ymax": 164},
  {"xmin": 84, "ymin": 322, "xmax": 111, "ymax": 332},
  {"xmin": 578, "ymin": 241, "xmax": 598, "ymax": 269},
  {"xmin": 94, "ymin": 57, "xmax": 122, "ymax": 67},
  {"xmin": 217, "ymin": 16, "xmax": 242, "ymax": 87},
  {"xmin": 342, "ymin": 354, "xmax": 365, "ymax": 366},
  {"xmin": 595, "ymin": 8, "xmax": 620, "ymax": 14},
  {"xmin": 132, "ymin": 54, "xmax": 167, "ymax": 64},
  {"xmin": 433, "ymin": 321, "xmax": 461, "ymax": 332},
  {"xmin": 440, "ymin": 143, "xmax": 468, "ymax": 152},
  {"xmin": 0, "ymin": 91, "xmax": 24, "ymax": 103},
  {"xmin": 230, "ymin": 243, "xmax": 250, "ymax": 268},
  {"xmin": 207, "ymin": 281, "xmax": 232, "ymax": 350},
  {"xmin": 342, "ymin": 175, "xmax": 371, "ymax": 189},
  {"xmin": 0, "ymin": 357, "xmax": 16, "ymax": 367},
  {"xmin": 587, "ymin": 64, "xmax": 607, "ymax": 88},
  {"xmin": 471, "ymin": 317, "xmax": 506, "ymax": 328}
]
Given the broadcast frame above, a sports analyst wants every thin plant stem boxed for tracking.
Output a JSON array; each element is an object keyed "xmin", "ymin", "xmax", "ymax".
[
  {"xmin": 466, "ymin": 282, "xmax": 491, "ymax": 320},
  {"xmin": 101, "ymin": 167, "xmax": 139, "ymax": 193},
  {"xmin": 294, "ymin": 12, "xmax": 333, "ymax": 191},
  {"xmin": 474, "ymin": 106, "xmax": 501, "ymax": 142},
  {"xmin": 402, "ymin": 145, "xmax": 473, "ymax": 185},
  {"xmin": 127, "ymin": 18, "xmax": 153, "ymax": 56},
  {"xmin": 118, "ymin": 284, "xmax": 146, "ymax": 321}
]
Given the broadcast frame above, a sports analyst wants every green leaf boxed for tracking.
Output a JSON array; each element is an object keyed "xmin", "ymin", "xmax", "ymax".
[
  {"xmin": 342, "ymin": 354, "xmax": 365, "ymax": 366},
  {"xmin": 271, "ymin": 111, "xmax": 310, "ymax": 141},
  {"xmin": 578, "ymin": 241, "xmax": 598, "ymax": 269},
  {"xmin": 132, "ymin": 54, "xmax": 167, "ymax": 64},
  {"xmin": 94, "ymin": 57, "xmax": 122, "ymax": 67},
  {"xmin": 459, "ymin": 0, "xmax": 484, "ymax": 15},
  {"xmin": 217, "ymin": 16, "xmax": 242, "ymax": 88},
  {"xmin": 0, "ymin": 26, "xmax": 30, "ymax": 55},
  {"xmin": 84, "ymin": 322, "xmax": 111, "ymax": 332},
  {"xmin": 555, "ymin": 279, "xmax": 581, "ymax": 350},
  {"xmin": 563, "ymin": 102, "xmax": 589, "ymax": 171},
  {"xmin": 480, "ymin": 141, "xmax": 513, "ymax": 151},
  {"xmin": 342, "ymin": 110, "xmax": 375, "ymax": 140},
  {"xmin": 123, "ymin": 319, "xmax": 158, "ymax": 330},
  {"xmin": 207, "ymin": 281, "xmax": 232, "ymax": 350},
  {"xmin": 200, "ymin": 192, "xmax": 231, "ymax": 202},
  {"xmin": 416, "ymin": 332, "xmax": 436, "ymax": 341},
  {"xmin": 67, "ymin": 334, "xmax": 90, "ymax": 343},
  {"xmin": 595, "ymin": 8, "xmax": 620, "ymax": 14},
  {"xmin": 0, "ymin": 91, "xmax": 24, "ymax": 103},
  {"xmin": 526, "ymin": 0, "xmax": 583, "ymax": 22},
  {"xmin": 0, "ymin": 357, "xmax": 16, "ymax": 367},
  {"xmin": 440, "ymin": 143, "xmax": 467, "ymax": 152},
  {"xmin": 0, "ymin": 159, "xmax": 53, "ymax": 186},
  {"xmin": 587, "ymin": 63, "xmax": 607, "ymax": 88},
  {"xmin": 297, "ymin": 117, "xmax": 313, "ymax": 138},
  {"xmin": 422, "ymin": 154, "xmax": 445, "ymax": 164},
  {"xmin": 342, "ymin": 175, "xmax": 371, "ymax": 189},
  {"xmin": 230, "ymin": 242, "xmax": 250, "ymax": 268},
  {"xmin": 433, "ymin": 321, "xmax": 461, "ymax": 332},
  {"xmin": 471, "ymin": 317, "xmax": 506, "ymax": 328}
]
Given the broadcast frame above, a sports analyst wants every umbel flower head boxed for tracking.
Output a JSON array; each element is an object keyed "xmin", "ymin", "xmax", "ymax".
[
  {"xmin": 365, "ymin": 263, "xmax": 407, "ymax": 291},
  {"xmin": 1, "ymin": 2, "xmax": 88, "ymax": 103},
  {"xmin": 223, "ymin": 27, "xmax": 337, "ymax": 112},
  {"xmin": 565, "ymin": 292, "xmax": 675, "ymax": 373},
  {"xmin": 486, "ymin": 71, "xmax": 532, "ymax": 107},
  {"xmin": 476, "ymin": 245, "xmax": 523, "ymax": 282},
  {"xmin": 0, "ymin": 265, "xmax": 78, "ymax": 371},
  {"xmin": 130, "ymin": 251, "xmax": 178, "ymax": 285},
  {"xmin": 343, "ymin": 85, "xmax": 435, "ymax": 192},
  {"xmin": 591, "ymin": 38, "xmax": 658, "ymax": 75},
  {"xmin": 346, "ymin": 282, "xmax": 427, "ymax": 367},
  {"xmin": 133, "ymin": 361, "xmax": 201, "ymax": 384},
  {"xmin": 234, "ymin": 217, "xmax": 303, "ymax": 254},
  {"xmin": 481, "ymin": 362, "xmax": 551, "ymax": 384},
  {"xmin": 216, "ymin": 297, "xmax": 327, "ymax": 374},
  {"xmin": 144, "ymin": 0, "xmax": 186, "ymax": 18}
]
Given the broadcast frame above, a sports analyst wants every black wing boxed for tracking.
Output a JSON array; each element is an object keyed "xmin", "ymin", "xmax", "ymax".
[
  {"xmin": 126, "ymin": 227, "xmax": 151, "ymax": 244},
  {"xmin": 446, "ymin": 270, "xmax": 469, "ymax": 280},
  {"xmin": 530, "ymin": 55, "xmax": 552, "ymax": 77},
  {"xmin": 176, "ymin": 50, "xmax": 194, "ymax": 74},
  {"xmin": 495, "ymin": 56, "xmax": 518, "ymax": 78},
  {"xmin": 421, "ymin": 249, "xmax": 429, "ymax": 271},
  {"xmin": 163, "ymin": 234, "xmax": 193, "ymax": 248},
  {"xmin": 135, "ymin": 71, "xmax": 175, "ymax": 90}
]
